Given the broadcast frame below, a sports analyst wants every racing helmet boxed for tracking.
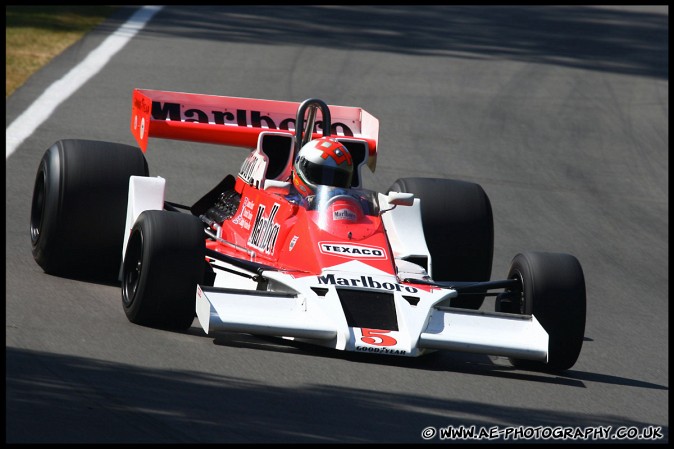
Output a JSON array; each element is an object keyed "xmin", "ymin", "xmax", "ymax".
[{"xmin": 292, "ymin": 137, "xmax": 353, "ymax": 197}]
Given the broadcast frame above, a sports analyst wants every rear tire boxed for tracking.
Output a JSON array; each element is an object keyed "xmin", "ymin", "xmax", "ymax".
[
  {"xmin": 504, "ymin": 252, "xmax": 586, "ymax": 372},
  {"xmin": 388, "ymin": 177, "xmax": 493, "ymax": 309},
  {"xmin": 30, "ymin": 139, "xmax": 149, "ymax": 281},
  {"xmin": 122, "ymin": 210, "xmax": 205, "ymax": 330}
]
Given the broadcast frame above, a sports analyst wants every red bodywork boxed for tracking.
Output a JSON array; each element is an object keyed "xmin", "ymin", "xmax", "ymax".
[
  {"xmin": 208, "ymin": 178, "xmax": 396, "ymax": 277},
  {"xmin": 130, "ymin": 89, "xmax": 388, "ymax": 278}
]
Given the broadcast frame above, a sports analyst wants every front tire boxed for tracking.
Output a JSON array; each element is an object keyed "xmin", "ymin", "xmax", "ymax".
[
  {"xmin": 122, "ymin": 210, "xmax": 205, "ymax": 330},
  {"xmin": 30, "ymin": 139, "xmax": 148, "ymax": 281},
  {"xmin": 504, "ymin": 252, "xmax": 586, "ymax": 372},
  {"xmin": 388, "ymin": 177, "xmax": 493, "ymax": 309}
]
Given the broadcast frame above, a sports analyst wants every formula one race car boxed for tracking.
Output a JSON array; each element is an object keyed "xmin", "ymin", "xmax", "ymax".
[{"xmin": 30, "ymin": 89, "xmax": 586, "ymax": 372}]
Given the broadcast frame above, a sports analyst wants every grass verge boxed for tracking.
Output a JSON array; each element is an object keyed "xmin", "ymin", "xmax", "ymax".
[{"xmin": 6, "ymin": 5, "xmax": 118, "ymax": 98}]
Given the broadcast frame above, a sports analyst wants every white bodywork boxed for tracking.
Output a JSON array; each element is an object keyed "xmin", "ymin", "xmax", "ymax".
[
  {"xmin": 194, "ymin": 195, "xmax": 549, "ymax": 361},
  {"xmin": 379, "ymin": 193, "xmax": 434, "ymax": 278},
  {"xmin": 121, "ymin": 175, "xmax": 166, "ymax": 266},
  {"xmin": 196, "ymin": 260, "xmax": 548, "ymax": 360}
]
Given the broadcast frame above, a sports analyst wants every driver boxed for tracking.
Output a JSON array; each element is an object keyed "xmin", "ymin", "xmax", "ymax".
[{"xmin": 291, "ymin": 137, "xmax": 354, "ymax": 200}]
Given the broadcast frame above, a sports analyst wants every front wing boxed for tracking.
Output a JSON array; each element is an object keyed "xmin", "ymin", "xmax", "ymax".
[{"xmin": 195, "ymin": 267, "xmax": 549, "ymax": 361}]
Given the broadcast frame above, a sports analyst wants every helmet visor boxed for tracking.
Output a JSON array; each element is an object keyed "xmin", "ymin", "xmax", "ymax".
[{"xmin": 298, "ymin": 157, "xmax": 352, "ymax": 188}]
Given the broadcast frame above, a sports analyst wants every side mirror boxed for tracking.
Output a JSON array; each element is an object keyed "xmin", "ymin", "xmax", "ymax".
[{"xmin": 386, "ymin": 191, "xmax": 414, "ymax": 207}]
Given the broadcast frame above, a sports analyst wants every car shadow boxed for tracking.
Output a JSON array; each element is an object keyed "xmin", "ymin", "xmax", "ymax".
[{"xmin": 185, "ymin": 327, "xmax": 666, "ymax": 391}]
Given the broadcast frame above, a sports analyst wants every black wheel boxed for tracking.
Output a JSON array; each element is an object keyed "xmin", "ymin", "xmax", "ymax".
[
  {"xmin": 122, "ymin": 210, "xmax": 206, "ymax": 330},
  {"xmin": 30, "ymin": 139, "xmax": 148, "ymax": 281},
  {"xmin": 503, "ymin": 252, "xmax": 586, "ymax": 372},
  {"xmin": 388, "ymin": 177, "xmax": 493, "ymax": 309}
]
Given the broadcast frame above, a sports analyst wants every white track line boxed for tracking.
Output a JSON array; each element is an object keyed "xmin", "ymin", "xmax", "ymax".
[{"xmin": 6, "ymin": 5, "xmax": 164, "ymax": 159}]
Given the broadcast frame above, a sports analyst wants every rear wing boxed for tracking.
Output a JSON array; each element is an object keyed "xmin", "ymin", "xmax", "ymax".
[{"xmin": 130, "ymin": 89, "xmax": 379, "ymax": 160}]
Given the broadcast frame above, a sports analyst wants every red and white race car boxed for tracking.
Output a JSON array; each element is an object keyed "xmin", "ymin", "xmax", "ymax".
[{"xmin": 30, "ymin": 89, "xmax": 586, "ymax": 371}]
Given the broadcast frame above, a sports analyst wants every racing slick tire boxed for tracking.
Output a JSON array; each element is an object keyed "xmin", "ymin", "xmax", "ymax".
[
  {"xmin": 503, "ymin": 252, "xmax": 586, "ymax": 372},
  {"xmin": 30, "ymin": 139, "xmax": 149, "ymax": 281},
  {"xmin": 122, "ymin": 210, "xmax": 205, "ymax": 330},
  {"xmin": 388, "ymin": 177, "xmax": 493, "ymax": 309}
]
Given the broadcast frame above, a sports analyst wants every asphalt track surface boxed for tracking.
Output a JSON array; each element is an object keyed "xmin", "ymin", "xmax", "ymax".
[{"xmin": 6, "ymin": 5, "xmax": 668, "ymax": 443}]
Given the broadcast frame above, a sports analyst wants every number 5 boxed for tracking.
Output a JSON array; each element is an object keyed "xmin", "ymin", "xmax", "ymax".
[{"xmin": 360, "ymin": 328, "xmax": 397, "ymax": 346}]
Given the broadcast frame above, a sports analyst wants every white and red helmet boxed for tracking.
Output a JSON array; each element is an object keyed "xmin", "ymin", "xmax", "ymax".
[{"xmin": 292, "ymin": 137, "xmax": 353, "ymax": 197}]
